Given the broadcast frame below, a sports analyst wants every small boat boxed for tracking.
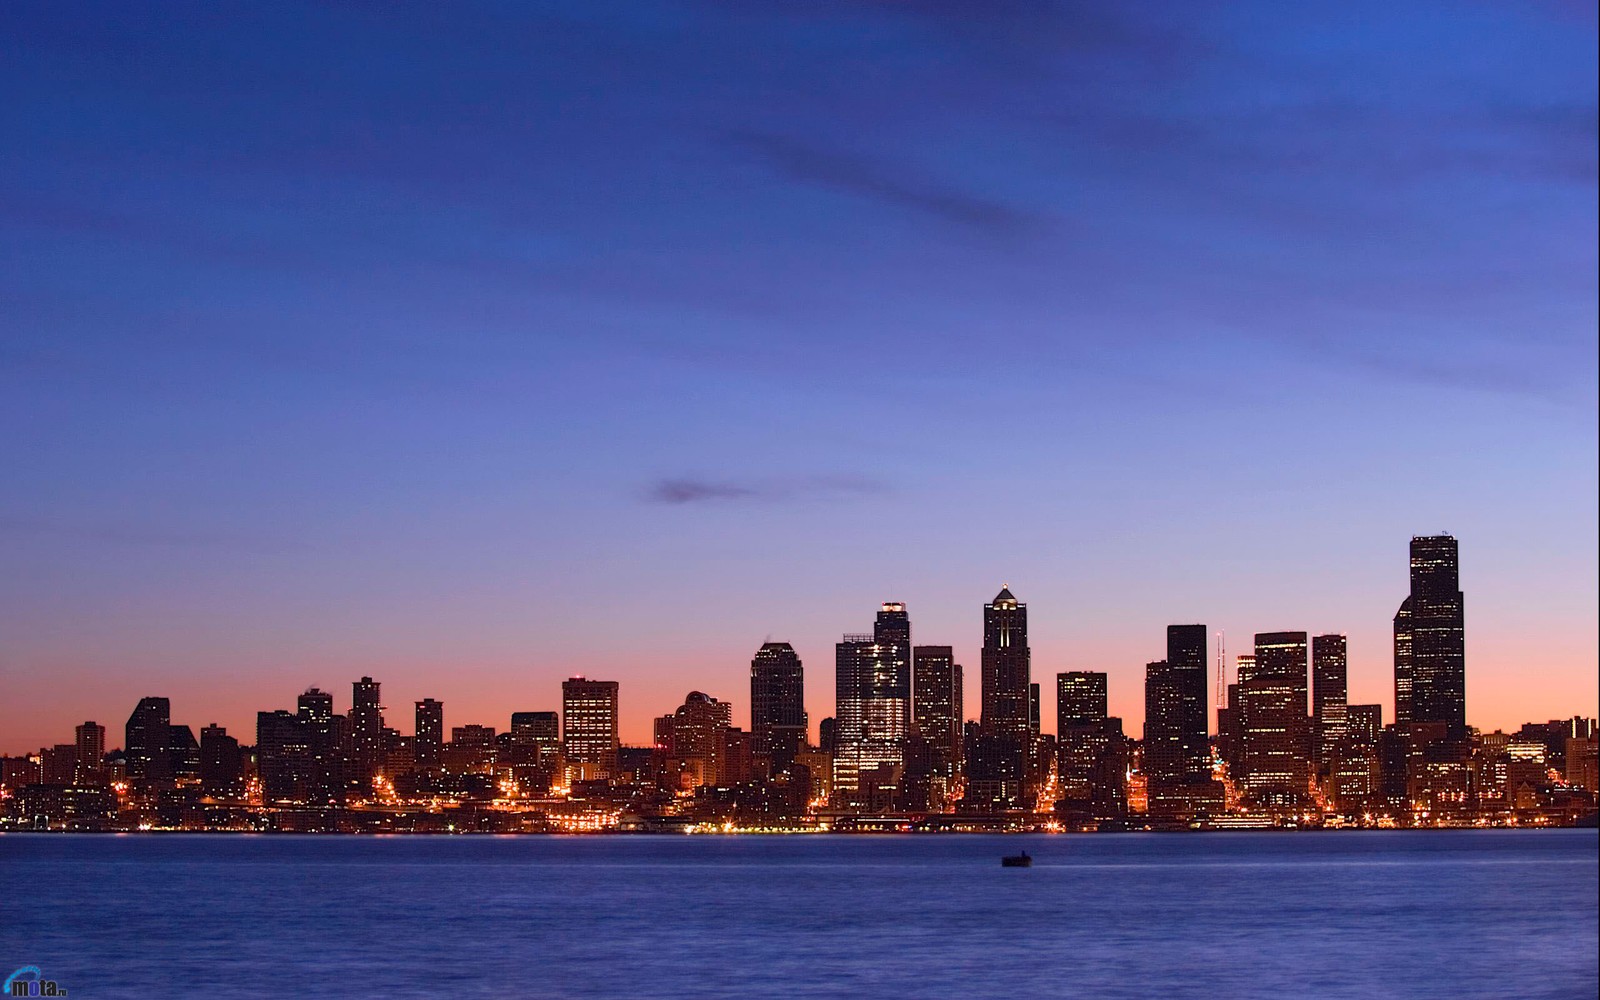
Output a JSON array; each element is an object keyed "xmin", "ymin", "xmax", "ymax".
[{"xmin": 1001, "ymin": 850, "xmax": 1032, "ymax": 868}]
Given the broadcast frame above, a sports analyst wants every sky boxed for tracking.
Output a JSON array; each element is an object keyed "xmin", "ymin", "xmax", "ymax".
[{"xmin": 2, "ymin": 1, "xmax": 1596, "ymax": 754}]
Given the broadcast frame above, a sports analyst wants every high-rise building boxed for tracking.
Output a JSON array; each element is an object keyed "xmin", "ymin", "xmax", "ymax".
[
  {"xmin": 562, "ymin": 678, "xmax": 620, "ymax": 777},
  {"xmin": 1311, "ymin": 634, "xmax": 1348, "ymax": 773},
  {"xmin": 510, "ymin": 711, "xmax": 561, "ymax": 759},
  {"xmin": 349, "ymin": 677, "xmax": 383, "ymax": 787},
  {"xmin": 1329, "ymin": 702, "xmax": 1382, "ymax": 810},
  {"xmin": 750, "ymin": 642, "xmax": 806, "ymax": 767},
  {"xmin": 912, "ymin": 645, "xmax": 963, "ymax": 773},
  {"xmin": 1166, "ymin": 624, "xmax": 1210, "ymax": 780},
  {"xmin": 74, "ymin": 721, "xmax": 105, "ymax": 785},
  {"xmin": 980, "ymin": 587, "xmax": 1030, "ymax": 745},
  {"xmin": 125, "ymin": 697, "xmax": 172, "ymax": 784},
  {"xmin": 1055, "ymin": 671, "xmax": 1125, "ymax": 825},
  {"xmin": 972, "ymin": 587, "xmax": 1030, "ymax": 808},
  {"xmin": 1392, "ymin": 598, "xmax": 1413, "ymax": 727},
  {"xmin": 874, "ymin": 603, "xmax": 913, "ymax": 735},
  {"xmin": 834, "ymin": 630, "xmax": 903, "ymax": 808},
  {"xmin": 199, "ymin": 724, "xmax": 243, "ymax": 798},
  {"xmin": 655, "ymin": 691, "xmax": 732, "ymax": 789},
  {"xmin": 1405, "ymin": 535, "xmax": 1466, "ymax": 740},
  {"xmin": 907, "ymin": 645, "xmax": 962, "ymax": 812},
  {"xmin": 415, "ymin": 699, "xmax": 443, "ymax": 772},
  {"xmin": 1142, "ymin": 626, "xmax": 1210, "ymax": 788},
  {"xmin": 1236, "ymin": 632, "xmax": 1311, "ymax": 804}
]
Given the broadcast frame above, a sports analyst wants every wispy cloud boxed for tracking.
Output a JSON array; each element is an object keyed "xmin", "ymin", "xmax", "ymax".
[
  {"xmin": 727, "ymin": 130, "xmax": 1037, "ymax": 233},
  {"xmin": 646, "ymin": 474, "xmax": 887, "ymax": 505}
]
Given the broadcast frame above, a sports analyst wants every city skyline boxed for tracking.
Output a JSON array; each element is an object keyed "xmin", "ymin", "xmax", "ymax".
[{"xmin": 4, "ymin": 533, "xmax": 1593, "ymax": 757}]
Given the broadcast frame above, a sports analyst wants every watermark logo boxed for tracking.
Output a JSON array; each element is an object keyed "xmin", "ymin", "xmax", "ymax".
[{"xmin": 3, "ymin": 967, "xmax": 67, "ymax": 997}]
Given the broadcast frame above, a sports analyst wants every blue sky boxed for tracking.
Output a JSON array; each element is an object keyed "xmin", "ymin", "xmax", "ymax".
[{"xmin": 2, "ymin": 1, "xmax": 1595, "ymax": 749}]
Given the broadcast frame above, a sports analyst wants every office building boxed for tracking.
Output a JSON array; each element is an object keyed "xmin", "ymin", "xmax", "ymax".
[
  {"xmin": 750, "ymin": 642, "xmax": 807, "ymax": 767},
  {"xmin": 562, "ymin": 678, "xmax": 620, "ymax": 777}
]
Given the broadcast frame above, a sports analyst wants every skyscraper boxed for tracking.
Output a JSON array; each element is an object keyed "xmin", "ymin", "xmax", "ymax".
[
  {"xmin": 561, "ymin": 678, "xmax": 619, "ymax": 778},
  {"xmin": 1142, "ymin": 624, "xmax": 1211, "ymax": 788},
  {"xmin": 415, "ymin": 699, "xmax": 443, "ymax": 773},
  {"xmin": 74, "ymin": 721, "xmax": 105, "ymax": 785},
  {"xmin": 833, "ymin": 625, "xmax": 908, "ymax": 808},
  {"xmin": 971, "ymin": 586, "xmax": 1030, "ymax": 808},
  {"xmin": 1394, "ymin": 598, "xmax": 1414, "ymax": 725},
  {"xmin": 874, "ymin": 602, "xmax": 913, "ymax": 734},
  {"xmin": 980, "ymin": 587, "xmax": 1030, "ymax": 744},
  {"xmin": 912, "ymin": 645, "xmax": 963, "ymax": 773},
  {"xmin": 1055, "ymin": 671, "xmax": 1126, "ymax": 825},
  {"xmin": 1311, "ymin": 634, "xmax": 1348, "ymax": 773},
  {"xmin": 908, "ymin": 645, "xmax": 962, "ymax": 811},
  {"xmin": 349, "ymin": 677, "xmax": 383, "ymax": 789},
  {"xmin": 125, "ymin": 697, "xmax": 172, "ymax": 784},
  {"xmin": 750, "ymin": 642, "xmax": 806, "ymax": 767},
  {"xmin": 655, "ymin": 691, "xmax": 732, "ymax": 789},
  {"xmin": 199, "ymin": 724, "xmax": 243, "ymax": 798},
  {"xmin": 1406, "ymin": 535, "xmax": 1466, "ymax": 740},
  {"xmin": 1236, "ymin": 632, "xmax": 1311, "ymax": 804},
  {"xmin": 1166, "ymin": 624, "xmax": 1210, "ymax": 781}
]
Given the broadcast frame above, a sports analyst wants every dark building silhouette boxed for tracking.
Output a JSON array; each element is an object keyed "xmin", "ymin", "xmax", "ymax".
[
  {"xmin": 510, "ymin": 711, "xmax": 561, "ymax": 758},
  {"xmin": 972, "ymin": 587, "xmax": 1030, "ymax": 809},
  {"xmin": 1236, "ymin": 632, "xmax": 1311, "ymax": 804},
  {"xmin": 199, "ymin": 724, "xmax": 243, "ymax": 798},
  {"xmin": 125, "ymin": 697, "xmax": 173, "ymax": 784},
  {"xmin": 74, "ymin": 721, "xmax": 105, "ymax": 785},
  {"xmin": 818, "ymin": 716, "xmax": 838, "ymax": 753},
  {"xmin": 168, "ymin": 725, "xmax": 200, "ymax": 782},
  {"xmin": 1056, "ymin": 671, "xmax": 1125, "ymax": 825},
  {"xmin": 655, "ymin": 691, "xmax": 732, "ymax": 790},
  {"xmin": 349, "ymin": 677, "xmax": 383, "ymax": 790},
  {"xmin": 1166, "ymin": 624, "xmax": 1210, "ymax": 780},
  {"xmin": 912, "ymin": 646, "xmax": 963, "ymax": 774},
  {"xmin": 1406, "ymin": 535, "xmax": 1466, "ymax": 740},
  {"xmin": 415, "ymin": 699, "xmax": 443, "ymax": 773},
  {"xmin": 562, "ymin": 678, "xmax": 619, "ymax": 777},
  {"xmin": 907, "ymin": 645, "xmax": 962, "ymax": 811},
  {"xmin": 750, "ymin": 642, "xmax": 806, "ymax": 767},
  {"xmin": 1312, "ymin": 634, "xmax": 1348, "ymax": 773},
  {"xmin": 1393, "ymin": 599, "xmax": 1414, "ymax": 724}
]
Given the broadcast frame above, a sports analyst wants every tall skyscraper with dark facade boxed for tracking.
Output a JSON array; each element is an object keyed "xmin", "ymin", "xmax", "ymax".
[
  {"xmin": 980, "ymin": 588, "xmax": 1030, "ymax": 743},
  {"xmin": 874, "ymin": 603, "xmax": 913, "ymax": 734},
  {"xmin": 1392, "ymin": 597, "xmax": 1413, "ymax": 729},
  {"xmin": 199, "ymin": 724, "xmax": 243, "ymax": 798},
  {"xmin": 1236, "ymin": 632, "xmax": 1311, "ymax": 803},
  {"xmin": 1143, "ymin": 624, "xmax": 1210, "ymax": 787},
  {"xmin": 1311, "ymin": 634, "xmax": 1348, "ymax": 772},
  {"xmin": 1405, "ymin": 535, "xmax": 1466, "ymax": 740},
  {"xmin": 74, "ymin": 721, "xmax": 105, "ymax": 785},
  {"xmin": 125, "ymin": 697, "xmax": 172, "ymax": 784},
  {"xmin": 561, "ymin": 678, "xmax": 619, "ymax": 777},
  {"xmin": 349, "ymin": 677, "xmax": 383, "ymax": 789},
  {"xmin": 1056, "ymin": 671, "xmax": 1125, "ymax": 824},
  {"xmin": 912, "ymin": 646, "xmax": 963, "ymax": 772},
  {"xmin": 971, "ymin": 587, "xmax": 1030, "ymax": 809},
  {"xmin": 415, "ymin": 699, "xmax": 444, "ymax": 773},
  {"xmin": 750, "ymin": 642, "xmax": 806, "ymax": 767}
]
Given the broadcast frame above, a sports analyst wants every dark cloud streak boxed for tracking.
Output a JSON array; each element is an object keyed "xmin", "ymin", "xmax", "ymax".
[
  {"xmin": 727, "ymin": 130, "xmax": 1038, "ymax": 233},
  {"xmin": 647, "ymin": 475, "xmax": 887, "ymax": 506}
]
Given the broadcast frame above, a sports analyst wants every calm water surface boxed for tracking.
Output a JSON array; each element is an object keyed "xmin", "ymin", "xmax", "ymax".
[{"xmin": 1, "ymin": 830, "xmax": 1595, "ymax": 999}]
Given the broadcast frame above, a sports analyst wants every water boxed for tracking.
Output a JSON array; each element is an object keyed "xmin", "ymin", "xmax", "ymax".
[{"xmin": 2, "ymin": 830, "xmax": 1594, "ymax": 999}]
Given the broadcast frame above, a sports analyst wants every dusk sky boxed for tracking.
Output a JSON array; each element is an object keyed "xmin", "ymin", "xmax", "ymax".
[{"xmin": 3, "ymin": 1, "xmax": 1596, "ymax": 754}]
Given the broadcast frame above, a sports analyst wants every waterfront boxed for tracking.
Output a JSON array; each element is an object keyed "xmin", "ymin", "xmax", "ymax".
[{"xmin": 1, "ymin": 830, "xmax": 1594, "ymax": 999}]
